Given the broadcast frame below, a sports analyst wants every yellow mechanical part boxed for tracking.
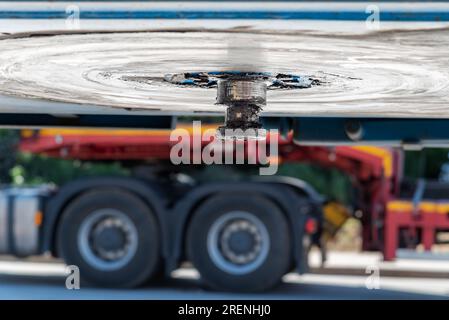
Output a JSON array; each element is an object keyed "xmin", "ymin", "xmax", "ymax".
[{"xmin": 323, "ymin": 201, "xmax": 351, "ymax": 238}]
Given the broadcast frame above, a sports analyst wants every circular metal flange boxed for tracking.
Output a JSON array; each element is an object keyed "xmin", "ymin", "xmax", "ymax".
[{"xmin": 216, "ymin": 79, "xmax": 267, "ymax": 107}]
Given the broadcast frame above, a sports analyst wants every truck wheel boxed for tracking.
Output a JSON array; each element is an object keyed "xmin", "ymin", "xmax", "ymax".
[
  {"xmin": 187, "ymin": 194, "xmax": 291, "ymax": 292},
  {"xmin": 57, "ymin": 189, "xmax": 160, "ymax": 288}
]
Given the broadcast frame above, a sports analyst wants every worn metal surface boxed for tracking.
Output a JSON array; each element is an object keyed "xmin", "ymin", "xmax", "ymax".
[{"xmin": 0, "ymin": 28, "xmax": 448, "ymax": 118}]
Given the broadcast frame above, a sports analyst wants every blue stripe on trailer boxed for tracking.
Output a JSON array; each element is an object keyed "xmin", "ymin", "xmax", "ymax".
[{"xmin": 1, "ymin": 10, "xmax": 449, "ymax": 21}]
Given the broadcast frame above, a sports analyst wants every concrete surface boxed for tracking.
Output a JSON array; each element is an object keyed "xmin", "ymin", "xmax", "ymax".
[
  {"xmin": 309, "ymin": 250, "xmax": 449, "ymax": 278},
  {"xmin": 0, "ymin": 258, "xmax": 447, "ymax": 300}
]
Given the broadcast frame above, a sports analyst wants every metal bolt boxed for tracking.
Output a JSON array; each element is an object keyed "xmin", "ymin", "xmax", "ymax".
[
  {"xmin": 345, "ymin": 120, "xmax": 364, "ymax": 142},
  {"xmin": 216, "ymin": 77, "xmax": 267, "ymax": 140}
]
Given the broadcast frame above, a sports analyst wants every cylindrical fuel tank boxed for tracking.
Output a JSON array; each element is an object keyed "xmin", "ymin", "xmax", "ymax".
[{"xmin": 0, "ymin": 187, "xmax": 51, "ymax": 257}]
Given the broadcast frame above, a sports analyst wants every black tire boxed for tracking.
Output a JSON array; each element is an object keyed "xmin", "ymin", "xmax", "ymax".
[
  {"xmin": 187, "ymin": 194, "xmax": 291, "ymax": 292},
  {"xmin": 57, "ymin": 188, "xmax": 161, "ymax": 288}
]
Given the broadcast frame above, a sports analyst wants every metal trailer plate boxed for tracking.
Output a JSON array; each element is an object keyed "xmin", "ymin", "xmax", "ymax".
[
  {"xmin": 0, "ymin": 28, "xmax": 448, "ymax": 119},
  {"xmin": 0, "ymin": 2, "xmax": 448, "ymax": 144}
]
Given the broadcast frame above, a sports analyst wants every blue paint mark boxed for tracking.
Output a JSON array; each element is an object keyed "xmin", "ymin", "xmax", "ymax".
[
  {"xmin": 180, "ymin": 79, "xmax": 195, "ymax": 85},
  {"xmin": 1, "ymin": 10, "xmax": 449, "ymax": 21}
]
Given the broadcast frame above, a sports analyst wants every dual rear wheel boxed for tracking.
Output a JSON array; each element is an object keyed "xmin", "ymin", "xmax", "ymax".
[
  {"xmin": 57, "ymin": 189, "xmax": 161, "ymax": 288},
  {"xmin": 57, "ymin": 190, "xmax": 291, "ymax": 291},
  {"xmin": 187, "ymin": 194, "xmax": 291, "ymax": 292}
]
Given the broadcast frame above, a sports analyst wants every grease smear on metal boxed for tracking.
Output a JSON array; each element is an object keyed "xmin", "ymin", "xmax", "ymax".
[{"xmin": 0, "ymin": 29, "xmax": 448, "ymax": 117}]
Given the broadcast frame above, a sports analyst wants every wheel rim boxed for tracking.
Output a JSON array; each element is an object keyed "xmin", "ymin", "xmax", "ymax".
[
  {"xmin": 77, "ymin": 208, "xmax": 139, "ymax": 271},
  {"xmin": 207, "ymin": 211, "xmax": 270, "ymax": 275}
]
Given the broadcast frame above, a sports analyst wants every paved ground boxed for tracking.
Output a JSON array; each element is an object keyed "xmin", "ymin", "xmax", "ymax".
[
  {"xmin": 0, "ymin": 259, "xmax": 447, "ymax": 300},
  {"xmin": 309, "ymin": 250, "xmax": 449, "ymax": 278}
]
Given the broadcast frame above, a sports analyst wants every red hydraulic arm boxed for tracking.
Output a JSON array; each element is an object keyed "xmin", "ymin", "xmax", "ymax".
[{"xmin": 19, "ymin": 127, "xmax": 401, "ymax": 251}]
